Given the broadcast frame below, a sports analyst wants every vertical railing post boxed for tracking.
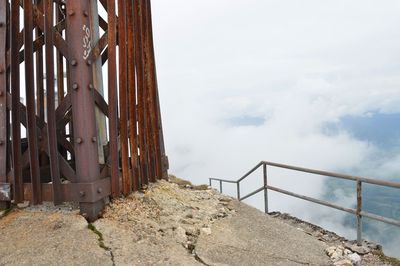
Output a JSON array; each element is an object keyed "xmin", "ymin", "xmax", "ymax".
[
  {"xmin": 263, "ymin": 162, "xmax": 269, "ymax": 214},
  {"xmin": 209, "ymin": 178, "xmax": 212, "ymax": 187},
  {"xmin": 356, "ymin": 180, "xmax": 362, "ymax": 245},
  {"xmin": 219, "ymin": 180, "xmax": 223, "ymax": 193},
  {"xmin": 237, "ymin": 181, "xmax": 241, "ymax": 200}
]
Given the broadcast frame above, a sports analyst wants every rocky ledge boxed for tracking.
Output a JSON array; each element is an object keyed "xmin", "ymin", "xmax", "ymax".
[{"xmin": 0, "ymin": 177, "xmax": 398, "ymax": 266}]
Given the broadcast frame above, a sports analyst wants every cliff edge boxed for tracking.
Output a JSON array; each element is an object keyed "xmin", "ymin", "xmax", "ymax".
[{"xmin": 0, "ymin": 177, "xmax": 397, "ymax": 266}]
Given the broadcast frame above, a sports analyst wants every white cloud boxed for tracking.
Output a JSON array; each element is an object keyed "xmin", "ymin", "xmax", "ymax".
[{"xmin": 152, "ymin": 0, "xmax": 400, "ymax": 255}]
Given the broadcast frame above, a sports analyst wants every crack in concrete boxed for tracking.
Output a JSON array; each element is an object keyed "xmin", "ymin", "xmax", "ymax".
[
  {"xmin": 87, "ymin": 223, "xmax": 115, "ymax": 266},
  {"xmin": 193, "ymin": 251, "xmax": 211, "ymax": 266}
]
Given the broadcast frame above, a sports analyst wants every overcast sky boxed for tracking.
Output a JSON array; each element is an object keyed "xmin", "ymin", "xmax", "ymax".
[{"xmin": 151, "ymin": 0, "xmax": 400, "ymax": 183}]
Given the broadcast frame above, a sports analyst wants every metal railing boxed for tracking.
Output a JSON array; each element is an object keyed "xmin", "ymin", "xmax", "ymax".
[{"xmin": 209, "ymin": 161, "xmax": 400, "ymax": 245}]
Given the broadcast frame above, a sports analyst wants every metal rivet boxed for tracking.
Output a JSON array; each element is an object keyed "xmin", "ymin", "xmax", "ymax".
[
  {"xmin": 86, "ymin": 60, "xmax": 92, "ymax": 66},
  {"xmin": 88, "ymin": 84, "xmax": 94, "ymax": 90},
  {"xmin": 76, "ymin": 138, "xmax": 83, "ymax": 144},
  {"xmin": 91, "ymin": 137, "xmax": 97, "ymax": 142},
  {"xmin": 97, "ymin": 188, "xmax": 102, "ymax": 194},
  {"xmin": 68, "ymin": 10, "xmax": 75, "ymax": 16},
  {"xmin": 71, "ymin": 60, "xmax": 77, "ymax": 66},
  {"xmin": 0, "ymin": 140, "xmax": 4, "ymax": 146},
  {"xmin": 72, "ymin": 83, "xmax": 79, "ymax": 90},
  {"xmin": 80, "ymin": 191, "xmax": 85, "ymax": 197},
  {"xmin": 83, "ymin": 11, "xmax": 88, "ymax": 17},
  {"xmin": 0, "ymin": 91, "xmax": 3, "ymax": 97}
]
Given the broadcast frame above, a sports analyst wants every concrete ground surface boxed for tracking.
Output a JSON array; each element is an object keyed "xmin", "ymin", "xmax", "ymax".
[
  {"xmin": 195, "ymin": 201, "xmax": 330, "ymax": 265},
  {"xmin": 0, "ymin": 179, "xmax": 396, "ymax": 266}
]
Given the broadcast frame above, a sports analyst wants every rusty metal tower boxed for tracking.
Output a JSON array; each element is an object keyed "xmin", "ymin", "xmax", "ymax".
[{"xmin": 0, "ymin": 0, "xmax": 168, "ymax": 221}]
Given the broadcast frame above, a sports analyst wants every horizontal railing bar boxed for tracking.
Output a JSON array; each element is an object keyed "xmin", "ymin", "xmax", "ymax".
[
  {"xmin": 266, "ymin": 185, "xmax": 357, "ymax": 215},
  {"xmin": 360, "ymin": 211, "xmax": 400, "ymax": 227},
  {"xmin": 263, "ymin": 161, "xmax": 400, "ymax": 189},
  {"xmin": 237, "ymin": 161, "xmax": 264, "ymax": 182},
  {"xmin": 210, "ymin": 161, "xmax": 400, "ymax": 232},
  {"xmin": 209, "ymin": 178, "xmax": 237, "ymax": 184},
  {"xmin": 240, "ymin": 186, "xmax": 264, "ymax": 201}
]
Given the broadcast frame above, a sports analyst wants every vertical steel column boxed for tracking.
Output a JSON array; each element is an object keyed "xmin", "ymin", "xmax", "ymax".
[
  {"xmin": 0, "ymin": 0, "xmax": 7, "ymax": 209},
  {"xmin": 10, "ymin": 0, "xmax": 23, "ymax": 203},
  {"xmin": 118, "ymin": 0, "xmax": 131, "ymax": 195},
  {"xmin": 89, "ymin": 0, "xmax": 107, "ymax": 165},
  {"xmin": 35, "ymin": 0, "xmax": 45, "ymax": 124},
  {"xmin": 35, "ymin": 0, "xmax": 48, "ymax": 170},
  {"xmin": 65, "ymin": 0, "xmax": 103, "ymax": 221},
  {"xmin": 142, "ymin": 0, "xmax": 155, "ymax": 183},
  {"xmin": 142, "ymin": 0, "xmax": 157, "ymax": 183},
  {"xmin": 107, "ymin": 0, "xmax": 119, "ymax": 198},
  {"xmin": 44, "ymin": 0, "xmax": 62, "ymax": 205},
  {"xmin": 143, "ymin": 0, "xmax": 163, "ymax": 180},
  {"xmin": 56, "ymin": 2, "xmax": 65, "ymax": 106},
  {"xmin": 219, "ymin": 180, "xmax": 222, "ymax": 193},
  {"xmin": 134, "ymin": 0, "xmax": 149, "ymax": 186},
  {"xmin": 24, "ymin": 0, "xmax": 42, "ymax": 205},
  {"xmin": 263, "ymin": 163, "xmax": 269, "ymax": 213},
  {"xmin": 127, "ymin": 0, "xmax": 139, "ymax": 191},
  {"xmin": 56, "ymin": 2, "xmax": 67, "ymax": 159},
  {"xmin": 356, "ymin": 181, "xmax": 363, "ymax": 245}
]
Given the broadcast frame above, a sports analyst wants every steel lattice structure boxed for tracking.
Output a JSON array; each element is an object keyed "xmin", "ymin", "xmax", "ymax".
[{"xmin": 0, "ymin": 0, "xmax": 168, "ymax": 221}]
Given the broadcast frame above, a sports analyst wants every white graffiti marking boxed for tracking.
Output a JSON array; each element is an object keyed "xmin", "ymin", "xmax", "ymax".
[{"xmin": 82, "ymin": 24, "xmax": 91, "ymax": 60}]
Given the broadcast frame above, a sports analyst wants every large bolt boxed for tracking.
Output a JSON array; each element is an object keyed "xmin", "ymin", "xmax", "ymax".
[
  {"xmin": 0, "ymin": 140, "xmax": 4, "ymax": 146},
  {"xmin": 91, "ymin": 137, "xmax": 97, "ymax": 143},
  {"xmin": 68, "ymin": 10, "xmax": 75, "ymax": 16},
  {"xmin": 71, "ymin": 60, "xmax": 77, "ymax": 66},
  {"xmin": 88, "ymin": 84, "xmax": 95, "ymax": 90},
  {"xmin": 97, "ymin": 188, "xmax": 102, "ymax": 194},
  {"xmin": 80, "ymin": 191, "xmax": 85, "ymax": 197},
  {"xmin": 86, "ymin": 60, "xmax": 92, "ymax": 66},
  {"xmin": 72, "ymin": 83, "xmax": 79, "ymax": 90},
  {"xmin": 0, "ymin": 91, "xmax": 3, "ymax": 97},
  {"xmin": 76, "ymin": 138, "xmax": 83, "ymax": 144},
  {"xmin": 83, "ymin": 11, "xmax": 88, "ymax": 17}
]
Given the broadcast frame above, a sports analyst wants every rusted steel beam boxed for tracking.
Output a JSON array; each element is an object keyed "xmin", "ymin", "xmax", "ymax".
[
  {"xmin": 35, "ymin": 0, "xmax": 45, "ymax": 124},
  {"xmin": 0, "ymin": 0, "xmax": 7, "ymax": 208},
  {"xmin": 144, "ymin": 0, "xmax": 166, "ymax": 180},
  {"xmin": 23, "ymin": 178, "xmax": 111, "ymax": 203},
  {"xmin": 56, "ymin": 5, "xmax": 65, "ymax": 104},
  {"xmin": 5, "ymin": 0, "xmax": 11, "ymax": 207},
  {"xmin": 32, "ymin": 4, "xmax": 70, "ymax": 61},
  {"xmin": 25, "ymin": 0, "xmax": 42, "ymax": 205},
  {"xmin": 143, "ymin": 0, "xmax": 160, "ymax": 181},
  {"xmin": 89, "ymin": 0, "xmax": 107, "ymax": 166},
  {"xmin": 107, "ymin": 0, "xmax": 119, "ymax": 198},
  {"xmin": 4, "ymin": 0, "xmax": 167, "ymax": 220},
  {"xmin": 126, "ymin": 0, "xmax": 139, "ymax": 191},
  {"xmin": 118, "ymin": 0, "xmax": 131, "ymax": 195},
  {"xmin": 45, "ymin": 0, "xmax": 62, "ymax": 205},
  {"xmin": 65, "ymin": 0, "xmax": 104, "ymax": 221},
  {"xmin": 134, "ymin": 0, "xmax": 149, "ymax": 186},
  {"xmin": 11, "ymin": 0, "xmax": 23, "ymax": 204}
]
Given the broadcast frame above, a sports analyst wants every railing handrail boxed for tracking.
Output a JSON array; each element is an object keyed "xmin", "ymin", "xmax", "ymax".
[{"xmin": 209, "ymin": 161, "xmax": 400, "ymax": 246}]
